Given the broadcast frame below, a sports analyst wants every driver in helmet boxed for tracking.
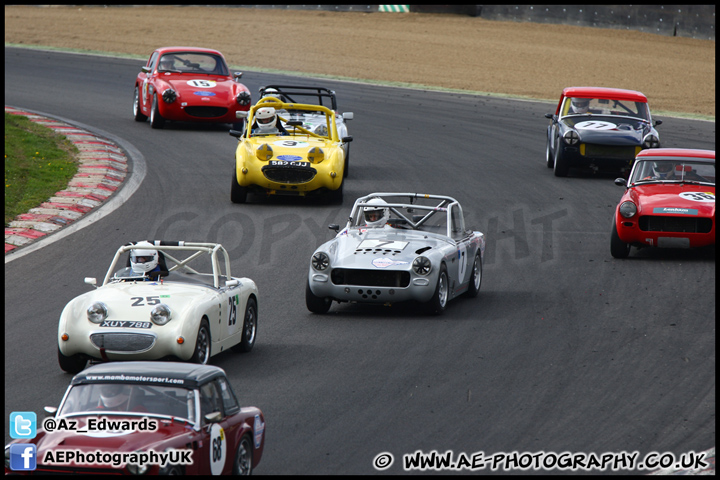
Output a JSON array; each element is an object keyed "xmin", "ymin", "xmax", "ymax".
[
  {"xmin": 97, "ymin": 384, "xmax": 131, "ymax": 411},
  {"xmin": 363, "ymin": 198, "xmax": 390, "ymax": 228},
  {"xmin": 570, "ymin": 97, "xmax": 591, "ymax": 114},
  {"xmin": 251, "ymin": 106, "xmax": 288, "ymax": 136},
  {"xmin": 646, "ymin": 162, "xmax": 676, "ymax": 180},
  {"xmin": 130, "ymin": 241, "xmax": 163, "ymax": 280},
  {"xmin": 158, "ymin": 57, "xmax": 175, "ymax": 72},
  {"xmin": 261, "ymin": 87, "xmax": 288, "ymax": 103}
]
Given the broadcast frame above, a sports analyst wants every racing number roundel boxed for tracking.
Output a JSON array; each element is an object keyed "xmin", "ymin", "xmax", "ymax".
[
  {"xmin": 209, "ymin": 423, "xmax": 227, "ymax": 475},
  {"xmin": 187, "ymin": 80, "xmax": 217, "ymax": 88}
]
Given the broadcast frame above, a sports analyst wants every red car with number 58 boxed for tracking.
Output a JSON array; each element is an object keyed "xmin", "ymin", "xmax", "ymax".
[
  {"xmin": 133, "ymin": 46, "xmax": 251, "ymax": 130},
  {"xmin": 611, "ymin": 148, "xmax": 715, "ymax": 258}
]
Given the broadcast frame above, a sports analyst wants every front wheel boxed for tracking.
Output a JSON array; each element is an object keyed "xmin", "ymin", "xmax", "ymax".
[
  {"xmin": 306, "ymin": 281, "xmax": 331, "ymax": 314},
  {"xmin": 133, "ymin": 86, "xmax": 147, "ymax": 122},
  {"xmin": 232, "ymin": 435, "xmax": 253, "ymax": 475},
  {"xmin": 545, "ymin": 137, "xmax": 554, "ymax": 168},
  {"xmin": 429, "ymin": 264, "xmax": 449, "ymax": 315},
  {"xmin": 231, "ymin": 168, "xmax": 248, "ymax": 203},
  {"xmin": 150, "ymin": 94, "xmax": 165, "ymax": 129},
  {"xmin": 58, "ymin": 347, "xmax": 87, "ymax": 374},
  {"xmin": 233, "ymin": 298, "xmax": 257, "ymax": 353},
  {"xmin": 610, "ymin": 221, "xmax": 631, "ymax": 258},
  {"xmin": 466, "ymin": 253, "xmax": 482, "ymax": 298},
  {"xmin": 190, "ymin": 320, "xmax": 211, "ymax": 364},
  {"xmin": 553, "ymin": 142, "xmax": 569, "ymax": 177}
]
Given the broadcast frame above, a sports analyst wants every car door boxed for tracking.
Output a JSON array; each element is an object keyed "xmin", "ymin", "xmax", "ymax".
[
  {"xmin": 449, "ymin": 204, "xmax": 475, "ymax": 288},
  {"xmin": 141, "ymin": 51, "xmax": 159, "ymax": 110},
  {"xmin": 196, "ymin": 379, "xmax": 237, "ymax": 475}
]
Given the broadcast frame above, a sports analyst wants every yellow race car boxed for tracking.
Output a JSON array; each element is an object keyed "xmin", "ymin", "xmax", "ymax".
[{"xmin": 229, "ymin": 97, "xmax": 352, "ymax": 203}]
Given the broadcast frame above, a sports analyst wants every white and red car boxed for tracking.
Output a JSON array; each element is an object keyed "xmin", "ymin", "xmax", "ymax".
[{"xmin": 611, "ymin": 148, "xmax": 715, "ymax": 258}]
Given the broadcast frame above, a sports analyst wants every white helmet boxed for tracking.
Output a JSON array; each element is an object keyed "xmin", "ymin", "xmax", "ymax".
[
  {"xmin": 652, "ymin": 162, "xmax": 674, "ymax": 180},
  {"xmin": 363, "ymin": 198, "xmax": 389, "ymax": 227},
  {"xmin": 130, "ymin": 241, "xmax": 159, "ymax": 274},
  {"xmin": 99, "ymin": 384, "xmax": 129, "ymax": 409},
  {"xmin": 262, "ymin": 88, "xmax": 286, "ymax": 102},
  {"xmin": 571, "ymin": 97, "xmax": 590, "ymax": 114},
  {"xmin": 255, "ymin": 107, "xmax": 277, "ymax": 129}
]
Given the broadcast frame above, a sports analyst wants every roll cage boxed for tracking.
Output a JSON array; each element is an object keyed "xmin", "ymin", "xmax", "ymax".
[
  {"xmin": 240, "ymin": 97, "xmax": 339, "ymax": 142},
  {"xmin": 346, "ymin": 193, "xmax": 468, "ymax": 240},
  {"xmin": 259, "ymin": 85, "xmax": 339, "ymax": 111},
  {"xmin": 100, "ymin": 241, "xmax": 236, "ymax": 289}
]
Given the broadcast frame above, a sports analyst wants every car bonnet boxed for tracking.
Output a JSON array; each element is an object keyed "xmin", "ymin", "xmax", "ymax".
[{"xmin": 629, "ymin": 184, "xmax": 716, "ymax": 217}]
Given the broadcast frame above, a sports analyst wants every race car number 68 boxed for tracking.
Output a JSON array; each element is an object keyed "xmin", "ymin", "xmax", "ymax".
[{"xmin": 210, "ymin": 424, "xmax": 227, "ymax": 475}]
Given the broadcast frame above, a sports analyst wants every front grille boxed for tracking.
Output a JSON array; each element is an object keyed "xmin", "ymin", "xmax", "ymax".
[
  {"xmin": 331, "ymin": 268, "xmax": 410, "ymax": 287},
  {"xmin": 583, "ymin": 144, "xmax": 637, "ymax": 159},
  {"xmin": 639, "ymin": 216, "xmax": 713, "ymax": 233},
  {"xmin": 184, "ymin": 106, "xmax": 228, "ymax": 118},
  {"xmin": 90, "ymin": 333, "xmax": 155, "ymax": 353},
  {"xmin": 262, "ymin": 165, "xmax": 316, "ymax": 184}
]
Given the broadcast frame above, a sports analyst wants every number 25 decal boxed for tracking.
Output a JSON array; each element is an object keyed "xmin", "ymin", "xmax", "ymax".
[
  {"xmin": 131, "ymin": 296, "xmax": 161, "ymax": 306},
  {"xmin": 228, "ymin": 297, "xmax": 237, "ymax": 326}
]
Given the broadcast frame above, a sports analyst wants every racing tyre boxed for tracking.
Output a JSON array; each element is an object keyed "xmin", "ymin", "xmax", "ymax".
[
  {"xmin": 610, "ymin": 222, "xmax": 631, "ymax": 259},
  {"xmin": 545, "ymin": 138, "xmax": 554, "ymax": 168},
  {"xmin": 58, "ymin": 347, "xmax": 87, "ymax": 374},
  {"xmin": 231, "ymin": 168, "xmax": 248, "ymax": 204},
  {"xmin": 429, "ymin": 264, "xmax": 449, "ymax": 315},
  {"xmin": 232, "ymin": 435, "xmax": 253, "ymax": 475},
  {"xmin": 234, "ymin": 297, "xmax": 257, "ymax": 353},
  {"xmin": 190, "ymin": 319, "xmax": 211, "ymax": 365},
  {"xmin": 150, "ymin": 94, "xmax": 165, "ymax": 129},
  {"xmin": 328, "ymin": 180, "xmax": 344, "ymax": 205},
  {"xmin": 133, "ymin": 86, "xmax": 147, "ymax": 122},
  {"xmin": 553, "ymin": 143, "xmax": 569, "ymax": 177},
  {"xmin": 466, "ymin": 253, "xmax": 482, "ymax": 298},
  {"xmin": 158, "ymin": 465, "xmax": 184, "ymax": 475},
  {"xmin": 306, "ymin": 281, "xmax": 331, "ymax": 314}
]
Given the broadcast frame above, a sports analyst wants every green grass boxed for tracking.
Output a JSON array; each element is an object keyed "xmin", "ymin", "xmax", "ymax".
[{"xmin": 4, "ymin": 112, "xmax": 79, "ymax": 225}]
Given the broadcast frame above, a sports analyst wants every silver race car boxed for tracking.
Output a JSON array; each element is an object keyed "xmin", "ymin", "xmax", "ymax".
[{"xmin": 306, "ymin": 193, "xmax": 486, "ymax": 315}]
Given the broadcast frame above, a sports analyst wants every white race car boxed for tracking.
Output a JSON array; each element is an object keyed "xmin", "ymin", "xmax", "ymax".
[{"xmin": 57, "ymin": 241, "xmax": 258, "ymax": 373}]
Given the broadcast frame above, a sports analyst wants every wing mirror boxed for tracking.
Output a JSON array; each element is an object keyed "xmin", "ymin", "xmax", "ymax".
[
  {"xmin": 204, "ymin": 411, "xmax": 222, "ymax": 424},
  {"xmin": 225, "ymin": 279, "xmax": 239, "ymax": 288},
  {"xmin": 614, "ymin": 178, "xmax": 628, "ymax": 187},
  {"xmin": 329, "ymin": 224, "xmax": 339, "ymax": 232},
  {"xmin": 342, "ymin": 136, "xmax": 353, "ymax": 143},
  {"xmin": 84, "ymin": 277, "xmax": 97, "ymax": 288},
  {"xmin": 141, "ymin": 66, "xmax": 150, "ymax": 74},
  {"xmin": 341, "ymin": 112, "xmax": 353, "ymax": 120},
  {"xmin": 233, "ymin": 72, "xmax": 244, "ymax": 80}
]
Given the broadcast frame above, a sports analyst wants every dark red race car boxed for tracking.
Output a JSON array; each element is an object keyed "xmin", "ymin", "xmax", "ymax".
[
  {"xmin": 133, "ymin": 46, "xmax": 251, "ymax": 129},
  {"xmin": 611, "ymin": 148, "xmax": 715, "ymax": 258},
  {"xmin": 5, "ymin": 362, "xmax": 265, "ymax": 475}
]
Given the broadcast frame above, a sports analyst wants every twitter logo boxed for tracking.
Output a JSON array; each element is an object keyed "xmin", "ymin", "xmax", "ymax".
[{"xmin": 10, "ymin": 412, "xmax": 36, "ymax": 439}]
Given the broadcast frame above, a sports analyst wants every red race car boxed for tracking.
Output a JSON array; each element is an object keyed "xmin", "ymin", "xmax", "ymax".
[
  {"xmin": 611, "ymin": 148, "xmax": 715, "ymax": 258},
  {"xmin": 133, "ymin": 46, "xmax": 251, "ymax": 129},
  {"xmin": 5, "ymin": 362, "xmax": 265, "ymax": 475}
]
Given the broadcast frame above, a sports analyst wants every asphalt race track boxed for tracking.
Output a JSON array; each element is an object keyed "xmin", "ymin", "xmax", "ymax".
[{"xmin": 4, "ymin": 47, "xmax": 715, "ymax": 474}]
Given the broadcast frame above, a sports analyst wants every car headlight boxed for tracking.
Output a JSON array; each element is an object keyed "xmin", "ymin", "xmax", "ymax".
[
  {"xmin": 256, "ymin": 143, "xmax": 273, "ymax": 161},
  {"xmin": 642, "ymin": 134, "xmax": 659, "ymax": 148},
  {"xmin": 162, "ymin": 88, "xmax": 177, "ymax": 104},
  {"xmin": 412, "ymin": 256, "xmax": 432, "ymax": 276},
  {"xmin": 619, "ymin": 201, "xmax": 637, "ymax": 218},
  {"xmin": 562, "ymin": 130, "xmax": 580, "ymax": 145},
  {"xmin": 87, "ymin": 302, "xmax": 108, "ymax": 324},
  {"xmin": 150, "ymin": 304, "xmax": 173, "ymax": 325},
  {"xmin": 236, "ymin": 91, "xmax": 251, "ymax": 106},
  {"xmin": 307, "ymin": 147, "xmax": 325, "ymax": 163},
  {"xmin": 311, "ymin": 252, "xmax": 330, "ymax": 271},
  {"xmin": 126, "ymin": 452, "xmax": 150, "ymax": 475}
]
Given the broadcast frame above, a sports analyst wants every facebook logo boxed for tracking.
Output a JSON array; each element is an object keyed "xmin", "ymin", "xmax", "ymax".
[
  {"xmin": 9, "ymin": 412, "xmax": 36, "ymax": 439},
  {"xmin": 9, "ymin": 444, "xmax": 37, "ymax": 471}
]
